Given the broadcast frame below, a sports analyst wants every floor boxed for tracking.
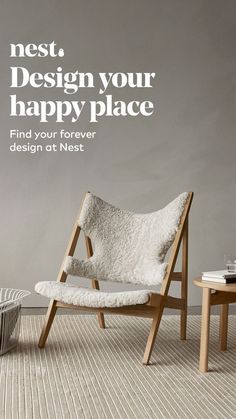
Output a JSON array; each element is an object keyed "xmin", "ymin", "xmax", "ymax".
[{"xmin": 1, "ymin": 314, "xmax": 236, "ymax": 419}]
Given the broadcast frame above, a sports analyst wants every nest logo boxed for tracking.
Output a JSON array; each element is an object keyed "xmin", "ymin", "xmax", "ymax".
[{"xmin": 10, "ymin": 42, "xmax": 64, "ymax": 58}]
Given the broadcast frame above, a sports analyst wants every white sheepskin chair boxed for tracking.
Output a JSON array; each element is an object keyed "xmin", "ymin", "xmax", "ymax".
[
  {"xmin": 35, "ymin": 191, "xmax": 193, "ymax": 364},
  {"xmin": 64, "ymin": 192, "xmax": 189, "ymax": 286}
]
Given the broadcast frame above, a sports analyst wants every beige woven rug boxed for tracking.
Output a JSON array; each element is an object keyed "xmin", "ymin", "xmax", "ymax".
[{"xmin": 0, "ymin": 315, "xmax": 236, "ymax": 419}]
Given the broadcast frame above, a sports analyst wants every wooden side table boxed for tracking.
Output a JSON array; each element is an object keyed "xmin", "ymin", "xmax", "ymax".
[{"xmin": 194, "ymin": 278, "xmax": 236, "ymax": 372}]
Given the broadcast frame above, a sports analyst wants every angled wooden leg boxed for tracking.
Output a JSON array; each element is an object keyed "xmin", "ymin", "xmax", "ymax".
[
  {"xmin": 142, "ymin": 306, "xmax": 164, "ymax": 365},
  {"xmin": 199, "ymin": 288, "xmax": 211, "ymax": 372},
  {"xmin": 38, "ymin": 299, "xmax": 57, "ymax": 348},
  {"xmin": 85, "ymin": 235, "xmax": 105, "ymax": 329},
  {"xmin": 180, "ymin": 219, "xmax": 188, "ymax": 340},
  {"xmin": 38, "ymin": 221, "xmax": 81, "ymax": 348},
  {"xmin": 97, "ymin": 313, "xmax": 105, "ymax": 329},
  {"xmin": 92, "ymin": 280, "xmax": 105, "ymax": 328},
  {"xmin": 219, "ymin": 304, "xmax": 228, "ymax": 351}
]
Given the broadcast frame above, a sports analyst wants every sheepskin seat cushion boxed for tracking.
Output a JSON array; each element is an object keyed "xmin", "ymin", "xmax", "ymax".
[
  {"xmin": 35, "ymin": 281, "xmax": 150, "ymax": 308},
  {"xmin": 64, "ymin": 192, "xmax": 188, "ymax": 286}
]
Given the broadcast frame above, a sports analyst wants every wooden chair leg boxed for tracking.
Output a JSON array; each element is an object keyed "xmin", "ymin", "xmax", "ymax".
[
  {"xmin": 180, "ymin": 306, "xmax": 187, "ymax": 340},
  {"xmin": 180, "ymin": 219, "xmax": 188, "ymax": 340},
  {"xmin": 97, "ymin": 312, "xmax": 105, "ymax": 329},
  {"xmin": 92, "ymin": 280, "xmax": 105, "ymax": 329},
  {"xmin": 142, "ymin": 307, "xmax": 164, "ymax": 365},
  {"xmin": 219, "ymin": 304, "xmax": 228, "ymax": 351},
  {"xmin": 85, "ymin": 236, "xmax": 105, "ymax": 329},
  {"xmin": 38, "ymin": 299, "xmax": 57, "ymax": 348}
]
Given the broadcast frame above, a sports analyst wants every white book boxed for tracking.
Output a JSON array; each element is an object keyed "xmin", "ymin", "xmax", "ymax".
[
  {"xmin": 202, "ymin": 270, "xmax": 236, "ymax": 279},
  {"xmin": 202, "ymin": 276, "xmax": 236, "ymax": 284}
]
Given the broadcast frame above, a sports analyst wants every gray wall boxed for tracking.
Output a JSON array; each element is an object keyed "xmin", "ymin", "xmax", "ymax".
[{"xmin": 0, "ymin": 0, "xmax": 236, "ymax": 306}]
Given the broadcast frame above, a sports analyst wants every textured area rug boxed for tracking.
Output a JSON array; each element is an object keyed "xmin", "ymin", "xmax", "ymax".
[{"xmin": 1, "ymin": 315, "xmax": 236, "ymax": 419}]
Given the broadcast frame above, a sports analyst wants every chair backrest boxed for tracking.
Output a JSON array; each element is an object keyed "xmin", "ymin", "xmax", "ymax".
[{"xmin": 65, "ymin": 192, "xmax": 192, "ymax": 286}]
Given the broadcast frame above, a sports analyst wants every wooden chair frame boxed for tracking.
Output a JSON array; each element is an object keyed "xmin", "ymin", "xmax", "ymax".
[{"xmin": 38, "ymin": 192, "xmax": 193, "ymax": 364}]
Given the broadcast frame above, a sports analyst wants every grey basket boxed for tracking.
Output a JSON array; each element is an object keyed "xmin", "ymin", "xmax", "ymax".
[{"xmin": 0, "ymin": 288, "xmax": 30, "ymax": 355}]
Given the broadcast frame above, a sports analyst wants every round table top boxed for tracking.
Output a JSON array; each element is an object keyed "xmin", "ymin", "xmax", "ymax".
[{"xmin": 194, "ymin": 277, "xmax": 236, "ymax": 292}]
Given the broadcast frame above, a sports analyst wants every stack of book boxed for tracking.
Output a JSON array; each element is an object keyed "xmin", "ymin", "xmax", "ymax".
[{"xmin": 202, "ymin": 270, "xmax": 236, "ymax": 284}]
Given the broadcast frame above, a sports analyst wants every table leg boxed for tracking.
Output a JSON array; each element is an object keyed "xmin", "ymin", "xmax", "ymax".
[
  {"xmin": 199, "ymin": 288, "xmax": 211, "ymax": 372},
  {"xmin": 219, "ymin": 304, "xmax": 228, "ymax": 351}
]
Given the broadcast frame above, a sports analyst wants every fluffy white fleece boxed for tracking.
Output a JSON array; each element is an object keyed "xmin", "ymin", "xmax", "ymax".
[
  {"xmin": 64, "ymin": 192, "xmax": 188, "ymax": 286},
  {"xmin": 35, "ymin": 281, "xmax": 150, "ymax": 308}
]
